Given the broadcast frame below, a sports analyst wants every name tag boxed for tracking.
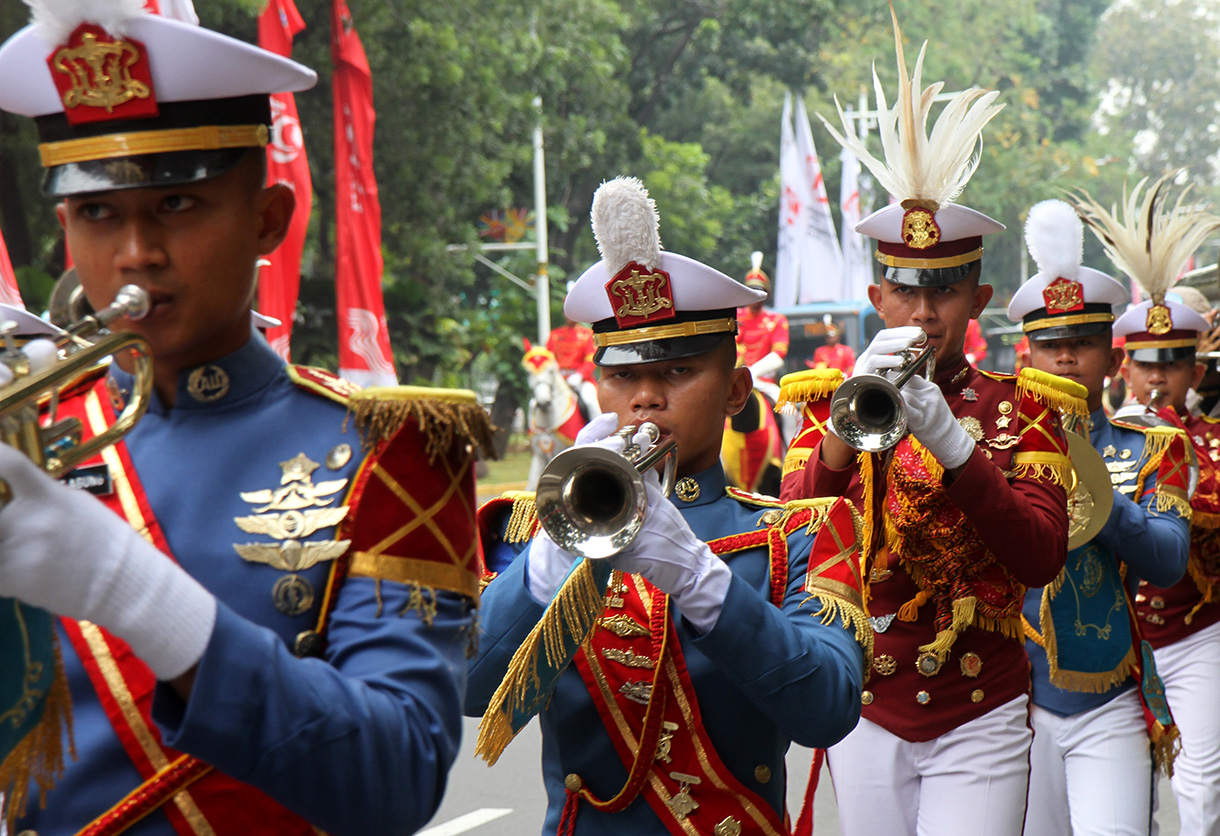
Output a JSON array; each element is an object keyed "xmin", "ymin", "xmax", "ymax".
[{"xmin": 63, "ymin": 463, "xmax": 113, "ymax": 496}]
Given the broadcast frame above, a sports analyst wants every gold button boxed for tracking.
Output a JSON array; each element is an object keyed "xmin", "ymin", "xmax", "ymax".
[
  {"xmin": 1150, "ymin": 596, "xmax": 1165, "ymax": 611},
  {"xmin": 564, "ymin": 773, "xmax": 583, "ymax": 791},
  {"xmin": 754, "ymin": 765, "xmax": 771, "ymax": 783},
  {"xmin": 971, "ymin": 689, "xmax": 985, "ymax": 703},
  {"xmin": 760, "ymin": 509, "xmax": 783, "ymax": 526},
  {"xmin": 916, "ymin": 690, "xmax": 931, "ymax": 705},
  {"xmin": 861, "ymin": 690, "xmax": 874, "ymax": 705},
  {"xmin": 675, "ymin": 477, "xmax": 700, "ymax": 501}
]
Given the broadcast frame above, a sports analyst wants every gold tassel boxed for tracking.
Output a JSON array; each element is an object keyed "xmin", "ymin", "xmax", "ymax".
[
  {"xmin": 502, "ymin": 492, "xmax": 539, "ymax": 544},
  {"xmin": 1154, "ymin": 487, "xmax": 1193, "ymax": 521},
  {"xmin": 1016, "ymin": 368, "xmax": 1089, "ymax": 419},
  {"xmin": 781, "ymin": 447, "xmax": 811, "ymax": 479},
  {"xmin": 1152, "ymin": 721, "xmax": 1181, "ymax": 778},
  {"xmin": 897, "ymin": 589, "xmax": 930, "ymax": 622},
  {"xmin": 917, "ymin": 596, "xmax": 979, "ymax": 659},
  {"xmin": 474, "ymin": 560, "xmax": 605, "ymax": 765},
  {"xmin": 349, "ymin": 389, "xmax": 497, "ymax": 463},
  {"xmin": 0, "ymin": 638, "xmax": 74, "ymax": 832},
  {"xmin": 1011, "ymin": 456, "xmax": 1072, "ymax": 488},
  {"xmin": 776, "ymin": 370, "xmax": 844, "ymax": 411},
  {"xmin": 910, "ymin": 438, "xmax": 945, "ymax": 483}
]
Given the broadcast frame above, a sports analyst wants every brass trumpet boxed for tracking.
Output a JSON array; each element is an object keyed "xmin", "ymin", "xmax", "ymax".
[
  {"xmin": 829, "ymin": 333, "xmax": 936, "ymax": 452},
  {"xmin": 535, "ymin": 422, "xmax": 678, "ymax": 559},
  {"xmin": 0, "ymin": 285, "xmax": 152, "ymax": 479}
]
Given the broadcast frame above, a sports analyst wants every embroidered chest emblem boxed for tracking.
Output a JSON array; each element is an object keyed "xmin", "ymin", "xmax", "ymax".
[{"xmin": 234, "ymin": 453, "xmax": 351, "ymax": 616}]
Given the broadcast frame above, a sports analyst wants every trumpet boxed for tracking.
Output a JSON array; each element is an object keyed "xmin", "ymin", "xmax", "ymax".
[
  {"xmin": 829, "ymin": 333, "xmax": 936, "ymax": 452},
  {"xmin": 0, "ymin": 285, "xmax": 152, "ymax": 480},
  {"xmin": 1111, "ymin": 387, "xmax": 1169, "ymax": 429},
  {"xmin": 535, "ymin": 422, "xmax": 678, "ymax": 559}
]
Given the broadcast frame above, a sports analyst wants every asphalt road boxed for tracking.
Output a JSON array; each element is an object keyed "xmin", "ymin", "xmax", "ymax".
[{"xmin": 420, "ymin": 715, "xmax": 1182, "ymax": 835}]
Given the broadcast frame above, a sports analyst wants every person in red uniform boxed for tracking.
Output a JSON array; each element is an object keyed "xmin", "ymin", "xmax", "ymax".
[
  {"xmin": 735, "ymin": 251, "xmax": 790, "ymax": 391},
  {"xmin": 809, "ymin": 319, "xmax": 856, "ymax": 375},
  {"xmin": 1086, "ymin": 176, "xmax": 1220, "ymax": 836},
  {"xmin": 777, "ymin": 13, "xmax": 1075, "ymax": 834},
  {"xmin": 963, "ymin": 316, "xmax": 988, "ymax": 367},
  {"xmin": 546, "ymin": 317, "xmax": 599, "ymax": 420}
]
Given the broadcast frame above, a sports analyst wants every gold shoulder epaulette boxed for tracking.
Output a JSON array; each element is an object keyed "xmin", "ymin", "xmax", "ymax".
[
  {"xmin": 1016, "ymin": 367, "xmax": 1089, "ymax": 420},
  {"xmin": 776, "ymin": 369, "xmax": 844, "ymax": 410},
  {"xmin": 977, "ymin": 368, "xmax": 1017, "ymax": 383},
  {"xmin": 348, "ymin": 385, "xmax": 496, "ymax": 462},
  {"xmin": 725, "ymin": 486, "xmax": 783, "ymax": 508},
  {"xmin": 286, "ymin": 364, "xmax": 363, "ymax": 406},
  {"xmin": 1197, "ymin": 413, "xmax": 1220, "ymax": 426},
  {"xmin": 497, "ymin": 490, "xmax": 539, "ymax": 543}
]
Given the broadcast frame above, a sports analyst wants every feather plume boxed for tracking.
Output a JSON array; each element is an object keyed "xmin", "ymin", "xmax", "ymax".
[
  {"xmin": 817, "ymin": 3, "xmax": 1003, "ymax": 209},
  {"xmin": 750, "ymin": 251, "xmax": 764, "ymax": 272},
  {"xmin": 1025, "ymin": 199, "xmax": 1083, "ymax": 282},
  {"xmin": 590, "ymin": 177, "xmax": 662, "ymax": 275},
  {"xmin": 1071, "ymin": 175, "xmax": 1220, "ymax": 304},
  {"xmin": 26, "ymin": 0, "xmax": 147, "ymax": 44}
]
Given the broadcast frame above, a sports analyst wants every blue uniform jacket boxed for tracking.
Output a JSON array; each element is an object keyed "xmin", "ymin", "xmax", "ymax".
[
  {"xmin": 467, "ymin": 464, "xmax": 866, "ymax": 835},
  {"xmin": 1024, "ymin": 408, "xmax": 1189, "ymax": 717},
  {"xmin": 21, "ymin": 334, "xmax": 473, "ymax": 835}
]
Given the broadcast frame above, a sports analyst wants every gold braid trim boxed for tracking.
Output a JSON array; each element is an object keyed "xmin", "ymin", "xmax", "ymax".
[
  {"xmin": 1021, "ymin": 615, "xmax": 1044, "ymax": 647},
  {"xmin": 1016, "ymin": 368, "xmax": 1089, "ymax": 419},
  {"xmin": 500, "ymin": 491, "xmax": 540, "ymax": 544},
  {"xmin": 800, "ymin": 594, "xmax": 875, "ymax": 667},
  {"xmin": 0, "ymin": 637, "xmax": 74, "ymax": 832},
  {"xmin": 475, "ymin": 559, "xmax": 604, "ymax": 765},
  {"xmin": 775, "ymin": 369, "xmax": 844, "ymax": 411},
  {"xmin": 349, "ymin": 387, "xmax": 496, "ymax": 463},
  {"xmin": 1152, "ymin": 721, "xmax": 1181, "ymax": 778},
  {"xmin": 1012, "ymin": 452, "xmax": 1072, "ymax": 488},
  {"xmin": 1155, "ymin": 486, "xmax": 1193, "ymax": 520}
]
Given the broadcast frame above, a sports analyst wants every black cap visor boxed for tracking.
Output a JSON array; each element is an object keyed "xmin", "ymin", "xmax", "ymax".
[
  {"xmin": 881, "ymin": 261, "xmax": 977, "ymax": 287},
  {"xmin": 1126, "ymin": 346, "xmax": 1197, "ymax": 363}
]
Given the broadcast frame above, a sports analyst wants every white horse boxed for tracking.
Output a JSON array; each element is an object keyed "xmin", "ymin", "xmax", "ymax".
[{"xmin": 522, "ymin": 343, "xmax": 596, "ymax": 490}]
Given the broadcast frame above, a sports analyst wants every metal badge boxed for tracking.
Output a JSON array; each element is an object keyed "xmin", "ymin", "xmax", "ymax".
[
  {"xmin": 620, "ymin": 681, "xmax": 653, "ymax": 705},
  {"xmin": 760, "ymin": 509, "xmax": 784, "ymax": 526},
  {"xmin": 715, "ymin": 817, "xmax": 743, "ymax": 836},
  {"xmin": 1103, "ymin": 444, "xmax": 1117, "ymax": 458},
  {"xmin": 961, "ymin": 387, "xmax": 979, "ymax": 403},
  {"xmin": 667, "ymin": 772, "xmax": 702, "ymax": 818},
  {"xmin": 655, "ymin": 721, "xmax": 679, "ymax": 763},
  {"xmin": 916, "ymin": 652, "xmax": 943, "ymax": 677},
  {"xmin": 996, "ymin": 401, "xmax": 1014, "ymax": 430},
  {"xmin": 958, "ymin": 417, "xmax": 984, "ymax": 442},
  {"xmin": 603, "ymin": 648, "xmax": 655, "ymax": 669},
  {"xmin": 870, "ymin": 613, "xmax": 896, "ymax": 633},
  {"xmin": 874, "ymin": 654, "xmax": 897, "ymax": 676},
  {"xmin": 234, "ymin": 453, "xmax": 351, "ymax": 616},
  {"xmin": 599, "ymin": 614, "xmax": 650, "ymax": 638},
  {"xmin": 187, "ymin": 365, "xmax": 231, "ymax": 403},
  {"xmin": 959, "ymin": 652, "xmax": 983, "ymax": 678},
  {"xmin": 675, "ymin": 477, "xmax": 700, "ymax": 502},
  {"xmin": 916, "ymin": 690, "xmax": 931, "ymax": 705},
  {"xmin": 326, "ymin": 443, "xmax": 353, "ymax": 470}
]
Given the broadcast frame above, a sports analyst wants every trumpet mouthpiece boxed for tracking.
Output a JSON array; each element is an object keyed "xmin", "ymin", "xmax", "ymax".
[{"xmin": 108, "ymin": 285, "xmax": 151, "ymax": 323}]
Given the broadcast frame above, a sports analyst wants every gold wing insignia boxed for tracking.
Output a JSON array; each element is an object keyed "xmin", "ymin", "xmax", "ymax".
[
  {"xmin": 234, "ymin": 538, "xmax": 351, "ymax": 572},
  {"xmin": 234, "ymin": 507, "xmax": 350, "ymax": 539},
  {"xmin": 240, "ymin": 489, "xmax": 276, "ymax": 505},
  {"xmin": 311, "ymin": 479, "xmax": 349, "ymax": 500}
]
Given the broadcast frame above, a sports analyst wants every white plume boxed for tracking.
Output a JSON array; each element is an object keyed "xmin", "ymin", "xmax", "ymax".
[
  {"xmin": 817, "ymin": 4, "xmax": 1003, "ymax": 209},
  {"xmin": 591, "ymin": 177, "xmax": 662, "ymax": 275},
  {"xmin": 1024, "ymin": 199, "xmax": 1083, "ymax": 282},
  {"xmin": 26, "ymin": 0, "xmax": 148, "ymax": 44},
  {"xmin": 1072, "ymin": 174, "xmax": 1220, "ymax": 304},
  {"xmin": 750, "ymin": 251, "xmax": 764, "ymax": 272}
]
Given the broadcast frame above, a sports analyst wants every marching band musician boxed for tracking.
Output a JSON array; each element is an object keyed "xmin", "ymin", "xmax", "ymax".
[
  {"xmin": 776, "ymin": 11, "xmax": 1079, "ymax": 835},
  {"xmin": 468, "ymin": 176, "xmax": 871, "ymax": 836},
  {"xmin": 1081, "ymin": 178, "xmax": 1220, "ymax": 836},
  {"xmin": 735, "ymin": 252, "xmax": 790, "ymax": 396},
  {"xmin": 1009, "ymin": 198, "xmax": 1191, "ymax": 836},
  {"xmin": 0, "ymin": 2, "xmax": 491, "ymax": 832}
]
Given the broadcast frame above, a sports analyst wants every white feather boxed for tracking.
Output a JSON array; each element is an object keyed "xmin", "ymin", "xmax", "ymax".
[
  {"xmin": 1072, "ymin": 174, "xmax": 1220, "ymax": 303},
  {"xmin": 591, "ymin": 177, "xmax": 662, "ymax": 275},
  {"xmin": 1024, "ymin": 199, "xmax": 1083, "ymax": 281},
  {"xmin": 26, "ymin": 0, "xmax": 148, "ymax": 45},
  {"xmin": 817, "ymin": 5, "xmax": 1003, "ymax": 209},
  {"xmin": 750, "ymin": 251, "xmax": 763, "ymax": 272}
]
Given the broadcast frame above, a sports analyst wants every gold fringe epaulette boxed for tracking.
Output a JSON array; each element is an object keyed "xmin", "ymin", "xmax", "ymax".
[
  {"xmin": 794, "ymin": 499, "xmax": 874, "ymax": 667},
  {"xmin": 776, "ymin": 369, "xmax": 844, "ymax": 412},
  {"xmin": 499, "ymin": 491, "xmax": 539, "ymax": 543},
  {"xmin": 349, "ymin": 386, "xmax": 496, "ymax": 463},
  {"xmin": 1016, "ymin": 368, "xmax": 1089, "ymax": 421},
  {"xmin": 0, "ymin": 639, "xmax": 74, "ymax": 832}
]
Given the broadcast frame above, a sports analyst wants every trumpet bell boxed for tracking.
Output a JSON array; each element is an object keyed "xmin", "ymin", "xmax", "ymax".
[
  {"xmin": 829, "ymin": 374, "xmax": 910, "ymax": 452},
  {"xmin": 536, "ymin": 445, "xmax": 651, "ymax": 559}
]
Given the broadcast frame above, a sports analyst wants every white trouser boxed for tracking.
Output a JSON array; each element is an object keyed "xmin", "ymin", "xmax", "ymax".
[
  {"xmin": 1023, "ymin": 689, "xmax": 1153, "ymax": 836},
  {"xmin": 827, "ymin": 696, "xmax": 1032, "ymax": 836},
  {"xmin": 1151, "ymin": 620, "xmax": 1220, "ymax": 836}
]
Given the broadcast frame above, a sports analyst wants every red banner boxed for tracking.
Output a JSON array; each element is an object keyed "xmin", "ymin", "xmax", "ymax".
[
  {"xmin": 0, "ymin": 225, "xmax": 22, "ymax": 306},
  {"xmin": 331, "ymin": 0, "xmax": 397, "ymax": 386},
  {"xmin": 259, "ymin": 0, "xmax": 312, "ymax": 360}
]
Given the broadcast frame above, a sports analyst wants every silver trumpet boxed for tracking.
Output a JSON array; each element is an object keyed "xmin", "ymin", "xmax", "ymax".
[
  {"xmin": 0, "ymin": 284, "xmax": 152, "ymax": 480},
  {"xmin": 1111, "ymin": 387, "xmax": 1168, "ymax": 429},
  {"xmin": 535, "ymin": 422, "xmax": 678, "ymax": 559},
  {"xmin": 829, "ymin": 332, "xmax": 936, "ymax": 452}
]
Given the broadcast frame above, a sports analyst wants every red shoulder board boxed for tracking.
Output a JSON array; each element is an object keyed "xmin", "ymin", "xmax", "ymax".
[{"xmin": 287, "ymin": 365, "xmax": 362, "ymax": 406}]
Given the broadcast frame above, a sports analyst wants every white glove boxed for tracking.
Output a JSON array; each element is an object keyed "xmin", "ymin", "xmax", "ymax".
[
  {"xmin": 526, "ymin": 413, "xmax": 657, "ymax": 602},
  {"xmin": 565, "ymin": 372, "xmax": 585, "ymax": 389},
  {"xmin": 608, "ymin": 480, "xmax": 731, "ymax": 634},
  {"xmin": 0, "ymin": 444, "xmax": 216, "ymax": 680},
  {"xmin": 852, "ymin": 326, "xmax": 926, "ymax": 379},
  {"xmin": 748, "ymin": 351, "xmax": 784, "ymax": 381},
  {"xmin": 901, "ymin": 375, "xmax": 976, "ymax": 469}
]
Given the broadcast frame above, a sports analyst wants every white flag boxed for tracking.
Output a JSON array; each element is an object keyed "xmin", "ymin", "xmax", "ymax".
[
  {"xmin": 774, "ymin": 92, "xmax": 805, "ymax": 309},
  {"xmin": 839, "ymin": 147, "xmax": 874, "ymax": 300},
  {"xmin": 793, "ymin": 97, "xmax": 844, "ymax": 303}
]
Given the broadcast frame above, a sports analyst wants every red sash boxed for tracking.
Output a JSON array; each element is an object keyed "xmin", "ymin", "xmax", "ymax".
[
  {"xmin": 560, "ymin": 511, "xmax": 811, "ymax": 836},
  {"xmin": 56, "ymin": 382, "xmax": 318, "ymax": 836}
]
